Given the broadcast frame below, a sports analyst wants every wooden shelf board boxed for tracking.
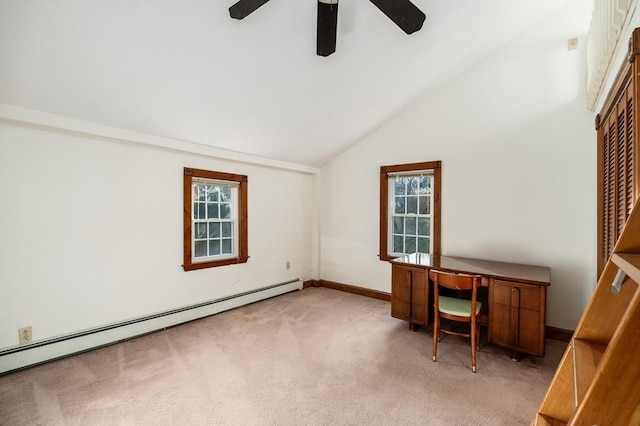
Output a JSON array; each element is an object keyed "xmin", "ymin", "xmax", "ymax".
[
  {"xmin": 533, "ymin": 413, "xmax": 567, "ymax": 426},
  {"xmin": 537, "ymin": 345, "xmax": 575, "ymax": 423},
  {"xmin": 611, "ymin": 253, "xmax": 640, "ymax": 284},
  {"xmin": 572, "ymin": 338, "xmax": 607, "ymax": 408}
]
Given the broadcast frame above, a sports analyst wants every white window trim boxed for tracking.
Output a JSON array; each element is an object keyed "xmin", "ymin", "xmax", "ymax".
[
  {"xmin": 191, "ymin": 180, "xmax": 239, "ymax": 264},
  {"xmin": 387, "ymin": 172, "xmax": 434, "ymax": 256}
]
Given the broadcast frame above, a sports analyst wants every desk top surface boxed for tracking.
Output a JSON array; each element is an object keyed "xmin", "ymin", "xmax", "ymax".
[{"xmin": 391, "ymin": 253, "xmax": 551, "ymax": 285}]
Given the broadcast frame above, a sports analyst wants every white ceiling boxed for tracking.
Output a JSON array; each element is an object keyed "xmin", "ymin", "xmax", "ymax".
[{"xmin": 0, "ymin": 0, "xmax": 578, "ymax": 167}]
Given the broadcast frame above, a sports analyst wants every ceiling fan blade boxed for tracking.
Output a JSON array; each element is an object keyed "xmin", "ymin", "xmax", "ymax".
[
  {"xmin": 229, "ymin": 0, "xmax": 270, "ymax": 20},
  {"xmin": 369, "ymin": 0, "xmax": 425, "ymax": 34},
  {"xmin": 317, "ymin": 0, "xmax": 338, "ymax": 57}
]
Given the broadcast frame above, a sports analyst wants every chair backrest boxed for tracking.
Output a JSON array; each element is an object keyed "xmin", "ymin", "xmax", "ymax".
[{"xmin": 429, "ymin": 269, "xmax": 481, "ymax": 291}]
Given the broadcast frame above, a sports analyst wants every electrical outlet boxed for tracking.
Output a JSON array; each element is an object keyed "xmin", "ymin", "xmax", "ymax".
[
  {"xmin": 286, "ymin": 261, "xmax": 291, "ymax": 270},
  {"xmin": 19, "ymin": 326, "xmax": 32, "ymax": 344},
  {"xmin": 568, "ymin": 37, "xmax": 578, "ymax": 50}
]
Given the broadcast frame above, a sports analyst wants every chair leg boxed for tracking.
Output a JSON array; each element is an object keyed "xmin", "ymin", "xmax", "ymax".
[
  {"xmin": 432, "ymin": 314, "xmax": 439, "ymax": 362},
  {"xmin": 471, "ymin": 320, "xmax": 477, "ymax": 373}
]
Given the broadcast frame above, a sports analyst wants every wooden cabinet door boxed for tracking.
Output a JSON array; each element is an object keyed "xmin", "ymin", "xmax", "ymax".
[
  {"xmin": 489, "ymin": 279, "xmax": 545, "ymax": 357},
  {"xmin": 391, "ymin": 265, "xmax": 411, "ymax": 321},
  {"xmin": 489, "ymin": 300, "xmax": 511, "ymax": 348},
  {"xmin": 409, "ymin": 268, "xmax": 428, "ymax": 324},
  {"xmin": 391, "ymin": 264, "xmax": 428, "ymax": 325}
]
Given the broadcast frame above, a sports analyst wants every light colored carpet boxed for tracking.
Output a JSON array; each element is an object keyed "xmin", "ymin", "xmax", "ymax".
[{"xmin": 0, "ymin": 287, "xmax": 565, "ymax": 425}]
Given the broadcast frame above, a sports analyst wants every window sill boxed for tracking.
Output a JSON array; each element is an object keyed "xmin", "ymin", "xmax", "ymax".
[{"xmin": 183, "ymin": 256, "xmax": 249, "ymax": 271}]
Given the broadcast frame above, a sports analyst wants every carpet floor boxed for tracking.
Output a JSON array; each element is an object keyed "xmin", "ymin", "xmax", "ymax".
[{"xmin": 0, "ymin": 287, "xmax": 566, "ymax": 425}]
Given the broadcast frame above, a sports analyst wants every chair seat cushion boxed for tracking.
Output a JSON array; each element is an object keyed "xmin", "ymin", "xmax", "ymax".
[{"xmin": 438, "ymin": 296, "xmax": 482, "ymax": 316}]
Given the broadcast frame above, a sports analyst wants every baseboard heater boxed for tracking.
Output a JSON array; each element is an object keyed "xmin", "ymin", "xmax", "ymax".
[{"xmin": 0, "ymin": 279, "xmax": 303, "ymax": 375}]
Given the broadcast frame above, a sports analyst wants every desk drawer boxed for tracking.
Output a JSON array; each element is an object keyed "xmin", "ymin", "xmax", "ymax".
[{"xmin": 492, "ymin": 280, "xmax": 541, "ymax": 311}]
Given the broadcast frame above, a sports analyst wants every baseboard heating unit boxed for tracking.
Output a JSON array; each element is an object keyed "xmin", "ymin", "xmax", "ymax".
[{"xmin": 0, "ymin": 279, "xmax": 303, "ymax": 375}]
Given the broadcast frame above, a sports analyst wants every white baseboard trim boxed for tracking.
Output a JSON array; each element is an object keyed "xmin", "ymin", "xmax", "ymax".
[{"xmin": 0, "ymin": 279, "xmax": 303, "ymax": 375}]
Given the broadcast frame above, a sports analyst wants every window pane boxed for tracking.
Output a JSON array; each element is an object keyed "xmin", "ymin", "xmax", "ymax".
[
  {"xmin": 195, "ymin": 223, "xmax": 207, "ymax": 239},
  {"xmin": 221, "ymin": 222, "xmax": 232, "ymax": 238},
  {"xmin": 207, "ymin": 188, "xmax": 218, "ymax": 202},
  {"xmin": 221, "ymin": 187, "xmax": 231, "ymax": 201},
  {"xmin": 209, "ymin": 240, "xmax": 221, "ymax": 256},
  {"xmin": 394, "ymin": 197, "xmax": 405, "ymax": 214},
  {"xmin": 419, "ymin": 177, "xmax": 431, "ymax": 194},
  {"xmin": 417, "ymin": 217, "xmax": 430, "ymax": 237},
  {"xmin": 405, "ymin": 236, "xmax": 416, "ymax": 254},
  {"xmin": 194, "ymin": 185, "xmax": 206, "ymax": 201},
  {"xmin": 408, "ymin": 177, "xmax": 420, "ymax": 195},
  {"xmin": 207, "ymin": 203, "xmax": 219, "ymax": 219},
  {"xmin": 393, "ymin": 217, "xmax": 404, "ymax": 234},
  {"xmin": 407, "ymin": 196, "xmax": 418, "ymax": 214},
  {"xmin": 405, "ymin": 217, "xmax": 417, "ymax": 235},
  {"xmin": 208, "ymin": 222, "xmax": 221, "ymax": 238},
  {"xmin": 418, "ymin": 196, "xmax": 430, "ymax": 215},
  {"xmin": 393, "ymin": 235, "xmax": 404, "ymax": 253},
  {"xmin": 196, "ymin": 203, "xmax": 206, "ymax": 220},
  {"xmin": 220, "ymin": 203, "xmax": 231, "ymax": 219},
  {"xmin": 194, "ymin": 241, "xmax": 207, "ymax": 257},
  {"xmin": 221, "ymin": 238, "xmax": 233, "ymax": 254},
  {"xmin": 394, "ymin": 179, "xmax": 405, "ymax": 196},
  {"xmin": 418, "ymin": 237, "xmax": 430, "ymax": 253}
]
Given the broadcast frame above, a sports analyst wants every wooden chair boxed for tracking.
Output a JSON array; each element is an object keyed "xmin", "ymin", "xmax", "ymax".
[{"xmin": 429, "ymin": 269, "xmax": 482, "ymax": 373}]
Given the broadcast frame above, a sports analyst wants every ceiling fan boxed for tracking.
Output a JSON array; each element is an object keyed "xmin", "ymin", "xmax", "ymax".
[{"xmin": 229, "ymin": 0, "xmax": 426, "ymax": 57}]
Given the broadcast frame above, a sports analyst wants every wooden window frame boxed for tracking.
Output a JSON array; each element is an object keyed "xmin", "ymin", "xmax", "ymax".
[
  {"xmin": 183, "ymin": 167, "xmax": 249, "ymax": 271},
  {"xmin": 379, "ymin": 161, "xmax": 441, "ymax": 261}
]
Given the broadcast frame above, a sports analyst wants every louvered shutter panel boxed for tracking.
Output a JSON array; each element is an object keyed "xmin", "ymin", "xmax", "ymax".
[
  {"xmin": 617, "ymin": 94, "xmax": 627, "ymax": 236},
  {"xmin": 626, "ymin": 86, "xmax": 635, "ymax": 217},
  {"xmin": 596, "ymin": 36, "xmax": 638, "ymax": 277}
]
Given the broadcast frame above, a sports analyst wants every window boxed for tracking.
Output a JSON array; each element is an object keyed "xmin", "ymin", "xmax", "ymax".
[
  {"xmin": 183, "ymin": 168, "xmax": 248, "ymax": 271},
  {"xmin": 379, "ymin": 161, "xmax": 441, "ymax": 261}
]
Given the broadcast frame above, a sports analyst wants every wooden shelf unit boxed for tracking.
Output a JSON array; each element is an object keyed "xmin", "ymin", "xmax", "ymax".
[{"xmin": 532, "ymin": 200, "xmax": 640, "ymax": 425}]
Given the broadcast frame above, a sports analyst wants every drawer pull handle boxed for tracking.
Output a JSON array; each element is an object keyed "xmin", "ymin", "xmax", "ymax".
[{"xmin": 511, "ymin": 288, "xmax": 520, "ymax": 348}]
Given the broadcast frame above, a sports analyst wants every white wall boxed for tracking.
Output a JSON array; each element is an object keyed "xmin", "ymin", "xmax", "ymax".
[
  {"xmin": 320, "ymin": 1, "xmax": 596, "ymax": 330},
  {"xmin": 0, "ymin": 115, "xmax": 315, "ymax": 348}
]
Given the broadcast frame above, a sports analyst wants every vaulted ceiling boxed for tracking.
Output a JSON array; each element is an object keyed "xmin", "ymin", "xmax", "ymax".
[{"xmin": 0, "ymin": 0, "xmax": 582, "ymax": 167}]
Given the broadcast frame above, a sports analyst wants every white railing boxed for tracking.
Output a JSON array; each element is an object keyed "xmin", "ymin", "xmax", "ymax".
[{"xmin": 586, "ymin": 0, "xmax": 636, "ymax": 110}]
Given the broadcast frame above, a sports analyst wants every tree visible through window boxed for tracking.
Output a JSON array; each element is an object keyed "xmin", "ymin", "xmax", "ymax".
[
  {"xmin": 380, "ymin": 161, "xmax": 441, "ymax": 261},
  {"xmin": 183, "ymin": 168, "xmax": 248, "ymax": 271}
]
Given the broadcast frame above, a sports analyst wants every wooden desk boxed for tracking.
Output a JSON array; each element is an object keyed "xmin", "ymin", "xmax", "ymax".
[{"xmin": 390, "ymin": 253, "xmax": 551, "ymax": 358}]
